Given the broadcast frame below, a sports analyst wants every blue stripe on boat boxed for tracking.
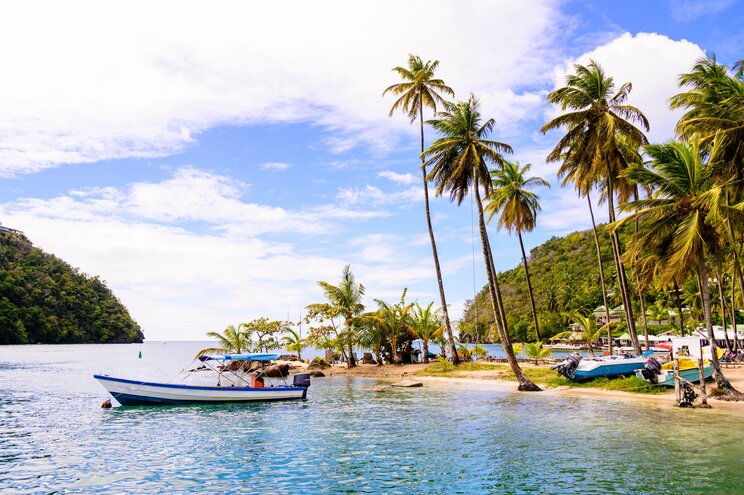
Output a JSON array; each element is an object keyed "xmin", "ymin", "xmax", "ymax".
[
  {"xmin": 112, "ymin": 393, "xmax": 305, "ymax": 406},
  {"xmin": 93, "ymin": 374, "xmax": 304, "ymax": 393}
]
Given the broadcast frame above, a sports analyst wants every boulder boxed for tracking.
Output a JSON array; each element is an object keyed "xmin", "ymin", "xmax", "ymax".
[
  {"xmin": 279, "ymin": 354, "xmax": 301, "ymax": 362},
  {"xmin": 307, "ymin": 370, "xmax": 326, "ymax": 377},
  {"xmin": 390, "ymin": 380, "xmax": 423, "ymax": 388},
  {"xmin": 308, "ymin": 358, "xmax": 331, "ymax": 370},
  {"xmin": 262, "ymin": 363, "xmax": 290, "ymax": 378}
]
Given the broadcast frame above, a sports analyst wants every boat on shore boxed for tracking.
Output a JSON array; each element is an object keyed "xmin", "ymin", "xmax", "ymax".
[
  {"xmin": 635, "ymin": 357, "xmax": 714, "ymax": 387},
  {"xmin": 94, "ymin": 353, "xmax": 310, "ymax": 406},
  {"xmin": 552, "ymin": 352, "xmax": 651, "ymax": 382}
]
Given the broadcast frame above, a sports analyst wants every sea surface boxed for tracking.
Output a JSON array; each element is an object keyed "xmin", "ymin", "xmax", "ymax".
[{"xmin": 1, "ymin": 342, "xmax": 742, "ymax": 495}]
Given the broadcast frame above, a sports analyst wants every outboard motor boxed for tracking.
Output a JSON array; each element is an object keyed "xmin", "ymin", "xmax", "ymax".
[
  {"xmin": 639, "ymin": 356, "xmax": 662, "ymax": 383},
  {"xmin": 293, "ymin": 373, "xmax": 311, "ymax": 399},
  {"xmin": 551, "ymin": 352, "xmax": 582, "ymax": 379}
]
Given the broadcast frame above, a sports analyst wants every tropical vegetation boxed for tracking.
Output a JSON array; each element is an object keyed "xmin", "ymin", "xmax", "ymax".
[{"xmin": 0, "ymin": 230, "xmax": 143, "ymax": 344}]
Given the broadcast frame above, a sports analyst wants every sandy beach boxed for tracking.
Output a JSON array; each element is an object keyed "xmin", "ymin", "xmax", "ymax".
[{"xmin": 305, "ymin": 361, "xmax": 744, "ymax": 416}]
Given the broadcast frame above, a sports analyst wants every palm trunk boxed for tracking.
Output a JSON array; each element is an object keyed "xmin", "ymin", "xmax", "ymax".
[
  {"xmin": 673, "ymin": 282, "xmax": 685, "ymax": 336},
  {"xmin": 587, "ymin": 195, "xmax": 613, "ymax": 354},
  {"xmin": 697, "ymin": 258, "xmax": 739, "ymax": 396},
  {"xmin": 423, "ymin": 340, "xmax": 430, "ymax": 363},
  {"xmin": 732, "ymin": 273, "xmax": 739, "ymax": 351},
  {"xmin": 639, "ymin": 290, "xmax": 650, "ymax": 351},
  {"xmin": 346, "ymin": 318, "xmax": 356, "ymax": 368},
  {"xmin": 390, "ymin": 327, "xmax": 400, "ymax": 364},
  {"xmin": 518, "ymin": 231, "xmax": 540, "ymax": 342},
  {"xmin": 717, "ymin": 267, "xmax": 731, "ymax": 350},
  {"xmin": 419, "ymin": 104, "xmax": 459, "ymax": 365},
  {"xmin": 474, "ymin": 181, "xmax": 540, "ymax": 391},
  {"xmin": 606, "ymin": 181, "xmax": 641, "ymax": 354}
]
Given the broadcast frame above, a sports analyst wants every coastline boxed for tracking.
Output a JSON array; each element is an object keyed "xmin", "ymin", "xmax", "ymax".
[{"xmin": 298, "ymin": 361, "xmax": 744, "ymax": 416}]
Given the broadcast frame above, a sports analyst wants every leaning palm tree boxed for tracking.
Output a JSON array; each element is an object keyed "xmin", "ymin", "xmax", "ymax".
[
  {"xmin": 384, "ymin": 54, "xmax": 459, "ymax": 365},
  {"xmin": 408, "ymin": 302, "xmax": 444, "ymax": 363},
  {"xmin": 615, "ymin": 140, "xmax": 743, "ymax": 398},
  {"xmin": 542, "ymin": 60, "xmax": 649, "ymax": 355},
  {"xmin": 317, "ymin": 265, "xmax": 365, "ymax": 368},
  {"xmin": 195, "ymin": 324, "xmax": 252, "ymax": 358},
  {"xmin": 425, "ymin": 95, "xmax": 540, "ymax": 391},
  {"xmin": 484, "ymin": 160, "xmax": 549, "ymax": 342}
]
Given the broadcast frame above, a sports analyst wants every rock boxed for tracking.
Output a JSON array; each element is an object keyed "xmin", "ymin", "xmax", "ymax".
[
  {"xmin": 364, "ymin": 386, "xmax": 391, "ymax": 392},
  {"xmin": 308, "ymin": 358, "xmax": 331, "ymax": 370},
  {"xmin": 262, "ymin": 363, "xmax": 290, "ymax": 378},
  {"xmin": 307, "ymin": 370, "xmax": 326, "ymax": 377},
  {"xmin": 390, "ymin": 380, "xmax": 423, "ymax": 388},
  {"xmin": 101, "ymin": 399, "xmax": 112, "ymax": 409},
  {"xmin": 279, "ymin": 354, "xmax": 301, "ymax": 362}
]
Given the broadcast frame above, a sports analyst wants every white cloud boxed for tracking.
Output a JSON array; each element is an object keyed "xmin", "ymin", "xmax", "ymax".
[
  {"xmin": 337, "ymin": 184, "xmax": 422, "ymax": 206},
  {"xmin": 549, "ymin": 32, "xmax": 705, "ymax": 144},
  {"xmin": 378, "ymin": 171, "xmax": 417, "ymax": 185},
  {"xmin": 0, "ymin": 0, "xmax": 567, "ymax": 176},
  {"xmin": 669, "ymin": 0, "xmax": 736, "ymax": 22},
  {"xmin": 260, "ymin": 162, "xmax": 292, "ymax": 171}
]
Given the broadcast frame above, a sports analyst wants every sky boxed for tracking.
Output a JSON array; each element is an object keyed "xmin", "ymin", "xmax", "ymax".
[{"xmin": 1, "ymin": 0, "xmax": 742, "ymax": 340}]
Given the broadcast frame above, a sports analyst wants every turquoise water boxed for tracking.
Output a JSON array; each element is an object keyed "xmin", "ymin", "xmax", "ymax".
[{"xmin": 1, "ymin": 342, "xmax": 743, "ymax": 494}]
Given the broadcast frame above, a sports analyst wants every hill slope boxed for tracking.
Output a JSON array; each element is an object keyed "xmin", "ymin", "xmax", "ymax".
[
  {"xmin": 461, "ymin": 223, "xmax": 630, "ymax": 342},
  {"xmin": 0, "ymin": 229, "xmax": 144, "ymax": 344}
]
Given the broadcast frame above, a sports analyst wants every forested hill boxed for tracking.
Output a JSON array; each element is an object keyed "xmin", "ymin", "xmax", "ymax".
[
  {"xmin": 461, "ymin": 223, "xmax": 635, "ymax": 342},
  {"xmin": 0, "ymin": 229, "xmax": 144, "ymax": 344}
]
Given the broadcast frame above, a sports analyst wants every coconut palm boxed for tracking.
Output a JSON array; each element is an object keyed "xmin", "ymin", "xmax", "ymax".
[
  {"xmin": 195, "ymin": 324, "xmax": 252, "ymax": 358},
  {"xmin": 383, "ymin": 54, "xmax": 459, "ymax": 365},
  {"xmin": 542, "ymin": 60, "xmax": 649, "ymax": 355},
  {"xmin": 521, "ymin": 341, "xmax": 552, "ymax": 365},
  {"xmin": 555, "ymin": 313, "xmax": 607, "ymax": 357},
  {"xmin": 371, "ymin": 289, "xmax": 414, "ymax": 364},
  {"xmin": 281, "ymin": 328, "xmax": 305, "ymax": 362},
  {"xmin": 484, "ymin": 160, "xmax": 549, "ymax": 342},
  {"xmin": 408, "ymin": 302, "xmax": 444, "ymax": 363},
  {"xmin": 425, "ymin": 95, "xmax": 540, "ymax": 391},
  {"xmin": 616, "ymin": 140, "xmax": 743, "ymax": 397},
  {"xmin": 317, "ymin": 265, "xmax": 365, "ymax": 368}
]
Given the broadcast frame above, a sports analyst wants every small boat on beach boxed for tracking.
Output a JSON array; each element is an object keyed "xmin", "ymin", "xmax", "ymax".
[
  {"xmin": 552, "ymin": 352, "xmax": 651, "ymax": 382},
  {"xmin": 95, "ymin": 353, "xmax": 310, "ymax": 406},
  {"xmin": 635, "ymin": 357, "xmax": 714, "ymax": 387}
]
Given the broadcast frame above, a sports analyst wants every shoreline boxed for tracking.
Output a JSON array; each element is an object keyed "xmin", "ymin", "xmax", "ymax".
[{"xmin": 298, "ymin": 361, "xmax": 744, "ymax": 416}]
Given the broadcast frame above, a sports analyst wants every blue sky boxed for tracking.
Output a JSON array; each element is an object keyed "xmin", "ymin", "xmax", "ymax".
[{"xmin": 0, "ymin": 0, "xmax": 742, "ymax": 340}]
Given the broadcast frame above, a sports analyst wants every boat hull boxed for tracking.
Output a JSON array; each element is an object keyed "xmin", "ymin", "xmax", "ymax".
[
  {"xmin": 634, "ymin": 365, "xmax": 714, "ymax": 387},
  {"xmin": 570, "ymin": 358, "xmax": 647, "ymax": 382},
  {"xmin": 94, "ymin": 375, "xmax": 308, "ymax": 406}
]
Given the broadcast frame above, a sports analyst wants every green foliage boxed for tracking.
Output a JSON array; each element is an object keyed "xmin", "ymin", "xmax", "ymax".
[
  {"xmin": 0, "ymin": 231, "xmax": 143, "ymax": 344},
  {"xmin": 521, "ymin": 342, "xmax": 552, "ymax": 364}
]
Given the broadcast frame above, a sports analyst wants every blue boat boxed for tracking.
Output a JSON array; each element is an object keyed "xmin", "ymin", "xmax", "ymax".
[{"xmin": 553, "ymin": 352, "xmax": 649, "ymax": 382}]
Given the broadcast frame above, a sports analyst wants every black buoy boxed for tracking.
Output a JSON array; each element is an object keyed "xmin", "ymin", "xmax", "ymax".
[{"xmin": 138, "ymin": 351, "xmax": 142, "ymax": 359}]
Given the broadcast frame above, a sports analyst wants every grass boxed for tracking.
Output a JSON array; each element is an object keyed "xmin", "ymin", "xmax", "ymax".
[{"xmin": 416, "ymin": 361, "xmax": 667, "ymax": 394}]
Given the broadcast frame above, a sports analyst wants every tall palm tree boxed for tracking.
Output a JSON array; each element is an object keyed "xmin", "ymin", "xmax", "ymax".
[
  {"xmin": 408, "ymin": 302, "xmax": 444, "ymax": 363},
  {"xmin": 195, "ymin": 324, "xmax": 252, "ymax": 358},
  {"xmin": 383, "ymin": 54, "xmax": 459, "ymax": 365},
  {"xmin": 425, "ymin": 95, "xmax": 540, "ymax": 391},
  {"xmin": 670, "ymin": 56, "xmax": 744, "ymax": 313},
  {"xmin": 542, "ymin": 60, "xmax": 649, "ymax": 355},
  {"xmin": 484, "ymin": 160, "xmax": 549, "ymax": 342},
  {"xmin": 317, "ymin": 265, "xmax": 365, "ymax": 368},
  {"xmin": 616, "ymin": 140, "xmax": 743, "ymax": 397}
]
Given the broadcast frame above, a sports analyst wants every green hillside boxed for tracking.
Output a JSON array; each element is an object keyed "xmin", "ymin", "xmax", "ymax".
[
  {"xmin": 460, "ymin": 223, "xmax": 703, "ymax": 342},
  {"xmin": 0, "ymin": 229, "xmax": 144, "ymax": 344}
]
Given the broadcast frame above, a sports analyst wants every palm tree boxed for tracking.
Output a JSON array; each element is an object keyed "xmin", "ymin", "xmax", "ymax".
[
  {"xmin": 425, "ymin": 95, "xmax": 540, "ymax": 391},
  {"xmin": 281, "ymin": 328, "xmax": 305, "ymax": 362},
  {"xmin": 520, "ymin": 341, "xmax": 552, "ymax": 365},
  {"xmin": 616, "ymin": 140, "xmax": 743, "ymax": 397},
  {"xmin": 195, "ymin": 324, "xmax": 252, "ymax": 358},
  {"xmin": 317, "ymin": 265, "xmax": 365, "ymax": 368},
  {"xmin": 555, "ymin": 313, "xmax": 607, "ymax": 357},
  {"xmin": 372, "ymin": 289, "xmax": 414, "ymax": 364},
  {"xmin": 408, "ymin": 302, "xmax": 444, "ymax": 363},
  {"xmin": 384, "ymin": 54, "xmax": 459, "ymax": 365},
  {"xmin": 542, "ymin": 60, "xmax": 649, "ymax": 355},
  {"xmin": 484, "ymin": 160, "xmax": 549, "ymax": 342}
]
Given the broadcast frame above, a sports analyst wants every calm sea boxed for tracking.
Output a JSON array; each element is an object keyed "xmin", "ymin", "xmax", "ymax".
[{"xmin": 1, "ymin": 342, "xmax": 742, "ymax": 495}]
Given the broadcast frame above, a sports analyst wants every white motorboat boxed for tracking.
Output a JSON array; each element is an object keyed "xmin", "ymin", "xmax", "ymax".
[{"xmin": 94, "ymin": 353, "xmax": 310, "ymax": 406}]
